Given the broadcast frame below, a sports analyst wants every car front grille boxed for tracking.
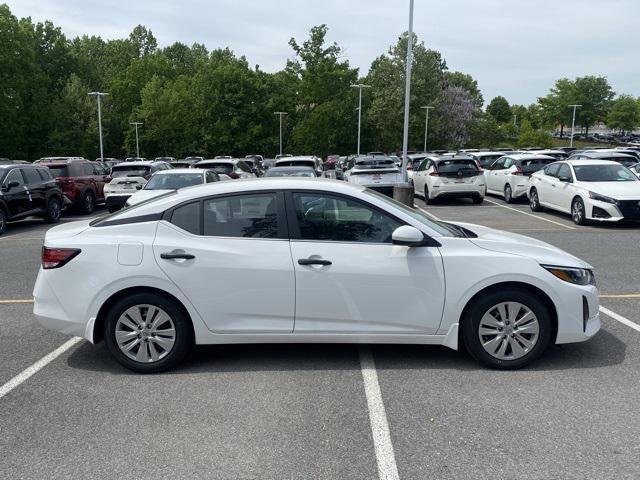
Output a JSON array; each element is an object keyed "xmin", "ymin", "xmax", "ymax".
[{"xmin": 616, "ymin": 200, "xmax": 640, "ymax": 220}]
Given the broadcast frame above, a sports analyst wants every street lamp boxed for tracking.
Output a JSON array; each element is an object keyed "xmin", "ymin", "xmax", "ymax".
[
  {"xmin": 130, "ymin": 122, "xmax": 143, "ymax": 158},
  {"xmin": 513, "ymin": 114, "xmax": 517, "ymax": 127},
  {"xmin": 420, "ymin": 106, "xmax": 434, "ymax": 152},
  {"xmin": 400, "ymin": 0, "xmax": 415, "ymax": 185},
  {"xmin": 88, "ymin": 92, "xmax": 108, "ymax": 161},
  {"xmin": 569, "ymin": 104, "xmax": 582, "ymax": 147},
  {"xmin": 350, "ymin": 84, "xmax": 371, "ymax": 156},
  {"xmin": 274, "ymin": 112, "xmax": 288, "ymax": 156}
]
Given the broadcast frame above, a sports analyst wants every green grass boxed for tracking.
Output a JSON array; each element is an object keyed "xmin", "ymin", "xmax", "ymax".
[{"xmin": 549, "ymin": 138, "xmax": 617, "ymax": 149}]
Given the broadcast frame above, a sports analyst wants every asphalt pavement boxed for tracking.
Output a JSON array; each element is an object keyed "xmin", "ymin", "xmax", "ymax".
[{"xmin": 1, "ymin": 198, "xmax": 639, "ymax": 479}]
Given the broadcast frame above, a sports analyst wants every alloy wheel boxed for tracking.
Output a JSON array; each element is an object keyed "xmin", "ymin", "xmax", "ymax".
[
  {"xmin": 49, "ymin": 199, "xmax": 61, "ymax": 220},
  {"xmin": 115, "ymin": 304, "xmax": 176, "ymax": 363},
  {"xmin": 572, "ymin": 199, "xmax": 584, "ymax": 224},
  {"xmin": 529, "ymin": 190, "xmax": 539, "ymax": 210},
  {"xmin": 477, "ymin": 301, "xmax": 540, "ymax": 361},
  {"xmin": 0, "ymin": 209, "xmax": 6, "ymax": 234},
  {"xmin": 504, "ymin": 184, "xmax": 512, "ymax": 203}
]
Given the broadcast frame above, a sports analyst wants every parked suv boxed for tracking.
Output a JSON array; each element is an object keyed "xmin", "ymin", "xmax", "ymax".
[
  {"xmin": 38, "ymin": 160, "xmax": 110, "ymax": 213},
  {"xmin": 0, "ymin": 164, "xmax": 63, "ymax": 235},
  {"xmin": 104, "ymin": 161, "xmax": 172, "ymax": 212}
]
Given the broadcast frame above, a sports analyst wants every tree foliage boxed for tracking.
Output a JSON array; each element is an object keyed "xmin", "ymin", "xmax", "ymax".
[
  {"xmin": 486, "ymin": 96, "xmax": 512, "ymax": 124},
  {"xmin": 606, "ymin": 94, "xmax": 638, "ymax": 133}
]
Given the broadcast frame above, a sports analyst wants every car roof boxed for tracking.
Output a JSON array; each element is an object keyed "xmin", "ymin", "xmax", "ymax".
[
  {"xmin": 469, "ymin": 151, "xmax": 506, "ymax": 157},
  {"xmin": 434, "ymin": 155, "xmax": 474, "ymax": 162},
  {"xmin": 113, "ymin": 161, "xmax": 159, "ymax": 167},
  {"xmin": 268, "ymin": 165, "xmax": 315, "ymax": 170},
  {"xmin": 279, "ymin": 156, "xmax": 317, "ymax": 161},
  {"xmin": 503, "ymin": 153, "xmax": 556, "ymax": 161},
  {"xmin": 197, "ymin": 159, "xmax": 241, "ymax": 164},
  {"xmin": 580, "ymin": 150, "xmax": 635, "ymax": 158},
  {"xmin": 565, "ymin": 159, "xmax": 624, "ymax": 166}
]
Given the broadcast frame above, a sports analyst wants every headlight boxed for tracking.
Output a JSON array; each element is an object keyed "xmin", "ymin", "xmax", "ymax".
[
  {"xmin": 588, "ymin": 191, "xmax": 617, "ymax": 204},
  {"xmin": 542, "ymin": 265, "xmax": 596, "ymax": 286}
]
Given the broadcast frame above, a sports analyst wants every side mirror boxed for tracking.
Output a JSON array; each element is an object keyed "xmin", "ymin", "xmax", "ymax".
[
  {"xmin": 558, "ymin": 175, "xmax": 572, "ymax": 183},
  {"xmin": 392, "ymin": 225, "xmax": 427, "ymax": 247},
  {"xmin": 136, "ymin": 184, "xmax": 143, "ymax": 190}
]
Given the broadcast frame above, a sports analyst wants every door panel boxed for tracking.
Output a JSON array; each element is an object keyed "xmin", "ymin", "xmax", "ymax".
[{"xmin": 2, "ymin": 169, "xmax": 29, "ymax": 216}]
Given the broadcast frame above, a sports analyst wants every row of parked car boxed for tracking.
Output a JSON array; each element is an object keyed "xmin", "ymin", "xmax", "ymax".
[
  {"xmin": 0, "ymin": 154, "xmax": 330, "ymax": 235},
  {"xmin": 332, "ymin": 147, "xmax": 640, "ymax": 225}
]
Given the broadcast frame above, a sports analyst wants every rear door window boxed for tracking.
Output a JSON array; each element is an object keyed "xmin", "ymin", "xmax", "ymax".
[
  {"xmin": 170, "ymin": 201, "xmax": 201, "ymax": 235},
  {"xmin": 203, "ymin": 193, "xmax": 281, "ymax": 238},
  {"xmin": 37, "ymin": 169, "xmax": 53, "ymax": 181},
  {"xmin": 22, "ymin": 168, "xmax": 42, "ymax": 185},
  {"xmin": 47, "ymin": 165, "xmax": 70, "ymax": 177},
  {"xmin": 545, "ymin": 163, "xmax": 561, "ymax": 177},
  {"xmin": 557, "ymin": 163, "xmax": 572, "ymax": 180}
]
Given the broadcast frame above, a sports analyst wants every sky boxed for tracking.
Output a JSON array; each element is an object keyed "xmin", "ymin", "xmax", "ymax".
[{"xmin": 8, "ymin": 0, "xmax": 640, "ymax": 106}]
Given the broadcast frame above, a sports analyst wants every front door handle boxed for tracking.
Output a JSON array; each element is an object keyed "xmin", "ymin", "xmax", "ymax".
[
  {"xmin": 161, "ymin": 251, "xmax": 195, "ymax": 260},
  {"xmin": 298, "ymin": 258, "xmax": 332, "ymax": 266}
]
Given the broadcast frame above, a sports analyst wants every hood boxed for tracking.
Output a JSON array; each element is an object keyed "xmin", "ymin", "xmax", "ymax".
[
  {"xmin": 452, "ymin": 222, "xmax": 592, "ymax": 269},
  {"xmin": 45, "ymin": 219, "xmax": 93, "ymax": 242},
  {"xmin": 579, "ymin": 181, "xmax": 640, "ymax": 199},
  {"xmin": 127, "ymin": 189, "xmax": 171, "ymax": 206}
]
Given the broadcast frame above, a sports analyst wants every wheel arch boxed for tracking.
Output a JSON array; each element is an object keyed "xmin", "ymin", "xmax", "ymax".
[
  {"xmin": 457, "ymin": 281, "xmax": 558, "ymax": 349},
  {"xmin": 93, "ymin": 286, "xmax": 195, "ymax": 344}
]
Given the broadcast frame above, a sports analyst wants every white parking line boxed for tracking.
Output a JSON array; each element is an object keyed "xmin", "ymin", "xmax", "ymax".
[
  {"xmin": 599, "ymin": 306, "xmax": 640, "ymax": 334},
  {"xmin": 0, "ymin": 337, "xmax": 82, "ymax": 400},
  {"xmin": 359, "ymin": 346, "xmax": 400, "ymax": 480},
  {"xmin": 483, "ymin": 198, "xmax": 576, "ymax": 230}
]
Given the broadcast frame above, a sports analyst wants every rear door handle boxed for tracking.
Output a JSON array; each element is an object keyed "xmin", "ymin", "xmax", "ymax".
[
  {"xmin": 161, "ymin": 251, "xmax": 195, "ymax": 260},
  {"xmin": 298, "ymin": 258, "xmax": 332, "ymax": 266}
]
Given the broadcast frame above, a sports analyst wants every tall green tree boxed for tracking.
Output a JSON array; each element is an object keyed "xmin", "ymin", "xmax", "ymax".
[
  {"xmin": 537, "ymin": 78, "xmax": 576, "ymax": 137},
  {"xmin": 572, "ymin": 75, "xmax": 614, "ymax": 136},
  {"xmin": 606, "ymin": 95, "xmax": 639, "ymax": 133},
  {"xmin": 486, "ymin": 96, "xmax": 511, "ymax": 124}
]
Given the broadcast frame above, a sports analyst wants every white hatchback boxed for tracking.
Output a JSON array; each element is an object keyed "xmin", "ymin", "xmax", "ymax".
[
  {"xmin": 485, "ymin": 154, "xmax": 555, "ymax": 203},
  {"xmin": 413, "ymin": 156, "xmax": 485, "ymax": 204},
  {"xmin": 34, "ymin": 178, "xmax": 600, "ymax": 372}
]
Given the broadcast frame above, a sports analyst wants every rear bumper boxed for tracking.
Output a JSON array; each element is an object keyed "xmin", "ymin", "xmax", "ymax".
[{"xmin": 433, "ymin": 190, "xmax": 483, "ymax": 200}]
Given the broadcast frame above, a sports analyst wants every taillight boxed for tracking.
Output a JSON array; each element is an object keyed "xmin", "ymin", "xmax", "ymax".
[
  {"xmin": 514, "ymin": 166, "xmax": 524, "ymax": 176},
  {"xmin": 42, "ymin": 247, "xmax": 81, "ymax": 269},
  {"xmin": 406, "ymin": 163, "xmax": 413, "ymax": 171},
  {"xmin": 228, "ymin": 172, "xmax": 239, "ymax": 179},
  {"xmin": 429, "ymin": 169, "xmax": 439, "ymax": 177}
]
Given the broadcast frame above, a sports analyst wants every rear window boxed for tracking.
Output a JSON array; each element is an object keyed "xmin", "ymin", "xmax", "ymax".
[
  {"xmin": 200, "ymin": 163, "xmax": 233, "ymax": 174},
  {"xmin": 111, "ymin": 166, "xmax": 151, "ymax": 178},
  {"xmin": 435, "ymin": 160, "xmax": 479, "ymax": 174},
  {"xmin": 354, "ymin": 159, "xmax": 397, "ymax": 170},
  {"xmin": 519, "ymin": 158, "xmax": 554, "ymax": 174}
]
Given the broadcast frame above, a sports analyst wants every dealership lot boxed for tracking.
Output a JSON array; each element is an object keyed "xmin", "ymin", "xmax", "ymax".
[{"xmin": 1, "ymin": 200, "xmax": 639, "ymax": 480}]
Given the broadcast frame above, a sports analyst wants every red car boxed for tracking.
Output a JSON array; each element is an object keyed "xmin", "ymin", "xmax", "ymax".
[
  {"xmin": 325, "ymin": 154, "xmax": 339, "ymax": 170},
  {"xmin": 38, "ymin": 159, "xmax": 110, "ymax": 213}
]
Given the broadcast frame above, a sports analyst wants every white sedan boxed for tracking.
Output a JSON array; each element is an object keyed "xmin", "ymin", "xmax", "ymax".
[
  {"xmin": 528, "ymin": 159, "xmax": 640, "ymax": 224},
  {"xmin": 34, "ymin": 178, "xmax": 600, "ymax": 373},
  {"xmin": 125, "ymin": 168, "xmax": 227, "ymax": 207}
]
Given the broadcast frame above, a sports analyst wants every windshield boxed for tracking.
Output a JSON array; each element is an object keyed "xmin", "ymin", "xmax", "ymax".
[
  {"xmin": 265, "ymin": 168, "xmax": 315, "ymax": 177},
  {"xmin": 573, "ymin": 164, "xmax": 638, "ymax": 182},
  {"xmin": 144, "ymin": 173, "xmax": 202, "ymax": 190},
  {"xmin": 111, "ymin": 166, "xmax": 150, "ymax": 178},
  {"xmin": 363, "ymin": 189, "xmax": 463, "ymax": 237}
]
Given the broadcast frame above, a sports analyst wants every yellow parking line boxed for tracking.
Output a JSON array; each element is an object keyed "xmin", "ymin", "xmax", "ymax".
[
  {"xmin": 0, "ymin": 299, "xmax": 34, "ymax": 304},
  {"xmin": 599, "ymin": 294, "xmax": 640, "ymax": 299}
]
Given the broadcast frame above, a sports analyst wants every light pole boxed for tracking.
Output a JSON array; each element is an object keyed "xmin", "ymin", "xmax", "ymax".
[
  {"xmin": 274, "ymin": 112, "xmax": 288, "ymax": 156},
  {"xmin": 421, "ymin": 106, "xmax": 434, "ymax": 152},
  {"xmin": 569, "ymin": 104, "xmax": 582, "ymax": 147},
  {"xmin": 88, "ymin": 92, "xmax": 108, "ymax": 161},
  {"xmin": 351, "ymin": 84, "xmax": 371, "ymax": 156},
  {"xmin": 513, "ymin": 114, "xmax": 517, "ymax": 127},
  {"xmin": 130, "ymin": 122, "xmax": 143, "ymax": 158},
  {"xmin": 400, "ymin": 0, "xmax": 415, "ymax": 184}
]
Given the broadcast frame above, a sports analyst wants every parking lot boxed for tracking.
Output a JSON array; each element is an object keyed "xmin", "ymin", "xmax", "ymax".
[{"xmin": 1, "ymin": 197, "xmax": 639, "ymax": 480}]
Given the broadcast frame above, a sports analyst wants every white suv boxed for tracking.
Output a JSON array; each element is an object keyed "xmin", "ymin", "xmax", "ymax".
[{"xmin": 413, "ymin": 156, "xmax": 485, "ymax": 204}]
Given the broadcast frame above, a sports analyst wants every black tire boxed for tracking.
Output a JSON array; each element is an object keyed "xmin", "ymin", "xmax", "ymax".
[
  {"xmin": 0, "ymin": 207, "xmax": 7, "ymax": 235},
  {"xmin": 424, "ymin": 186, "xmax": 435, "ymax": 205},
  {"xmin": 529, "ymin": 188, "xmax": 543, "ymax": 212},
  {"xmin": 104, "ymin": 292, "xmax": 193, "ymax": 373},
  {"xmin": 504, "ymin": 184, "xmax": 513, "ymax": 204},
  {"xmin": 80, "ymin": 190, "xmax": 95, "ymax": 214},
  {"xmin": 43, "ymin": 197, "xmax": 62, "ymax": 223},
  {"xmin": 461, "ymin": 288, "xmax": 553, "ymax": 370},
  {"xmin": 572, "ymin": 197, "xmax": 588, "ymax": 225},
  {"xmin": 472, "ymin": 196, "xmax": 484, "ymax": 205}
]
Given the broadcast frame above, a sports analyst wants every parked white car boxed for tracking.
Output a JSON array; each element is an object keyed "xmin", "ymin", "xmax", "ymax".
[
  {"xmin": 194, "ymin": 159, "xmax": 257, "ymax": 179},
  {"xmin": 104, "ymin": 161, "xmax": 172, "ymax": 212},
  {"xmin": 630, "ymin": 163, "xmax": 640, "ymax": 179},
  {"xmin": 485, "ymin": 154, "xmax": 555, "ymax": 203},
  {"xmin": 344, "ymin": 155, "xmax": 403, "ymax": 197},
  {"xmin": 34, "ymin": 178, "xmax": 600, "ymax": 373},
  {"xmin": 125, "ymin": 169, "xmax": 227, "ymax": 207},
  {"xmin": 468, "ymin": 151, "xmax": 507, "ymax": 169},
  {"xmin": 413, "ymin": 156, "xmax": 485, "ymax": 204},
  {"xmin": 528, "ymin": 159, "xmax": 640, "ymax": 224}
]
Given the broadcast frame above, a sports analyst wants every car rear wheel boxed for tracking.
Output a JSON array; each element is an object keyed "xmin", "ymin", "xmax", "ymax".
[
  {"xmin": 472, "ymin": 196, "xmax": 483, "ymax": 205},
  {"xmin": 462, "ymin": 288, "xmax": 552, "ymax": 369},
  {"xmin": 572, "ymin": 197, "xmax": 587, "ymax": 225},
  {"xmin": 81, "ymin": 190, "xmax": 95, "ymax": 214},
  {"xmin": 43, "ymin": 197, "xmax": 62, "ymax": 223},
  {"xmin": 104, "ymin": 293, "xmax": 193, "ymax": 373},
  {"xmin": 504, "ymin": 184, "xmax": 513, "ymax": 203},
  {"xmin": 529, "ymin": 188, "xmax": 543, "ymax": 212}
]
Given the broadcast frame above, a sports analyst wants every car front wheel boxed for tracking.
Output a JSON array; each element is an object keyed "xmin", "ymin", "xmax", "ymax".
[
  {"xmin": 572, "ymin": 197, "xmax": 587, "ymax": 225},
  {"xmin": 462, "ymin": 288, "xmax": 552, "ymax": 369},
  {"xmin": 104, "ymin": 293, "xmax": 193, "ymax": 373},
  {"xmin": 529, "ymin": 188, "xmax": 543, "ymax": 212},
  {"xmin": 0, "ymin": 208, "xmax": 6, "ymax": 235}
]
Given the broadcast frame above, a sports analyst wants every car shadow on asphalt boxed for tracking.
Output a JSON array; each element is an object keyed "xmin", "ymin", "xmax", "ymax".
[{"xmin": 66, "ymin": 329, "xmax": 624, "ymax": 375}]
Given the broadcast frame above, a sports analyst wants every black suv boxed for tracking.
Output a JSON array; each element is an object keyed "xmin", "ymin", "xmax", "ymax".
[{"xmin": 0, "ymin": 164, "xmax": 64, "ymax": 235}]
